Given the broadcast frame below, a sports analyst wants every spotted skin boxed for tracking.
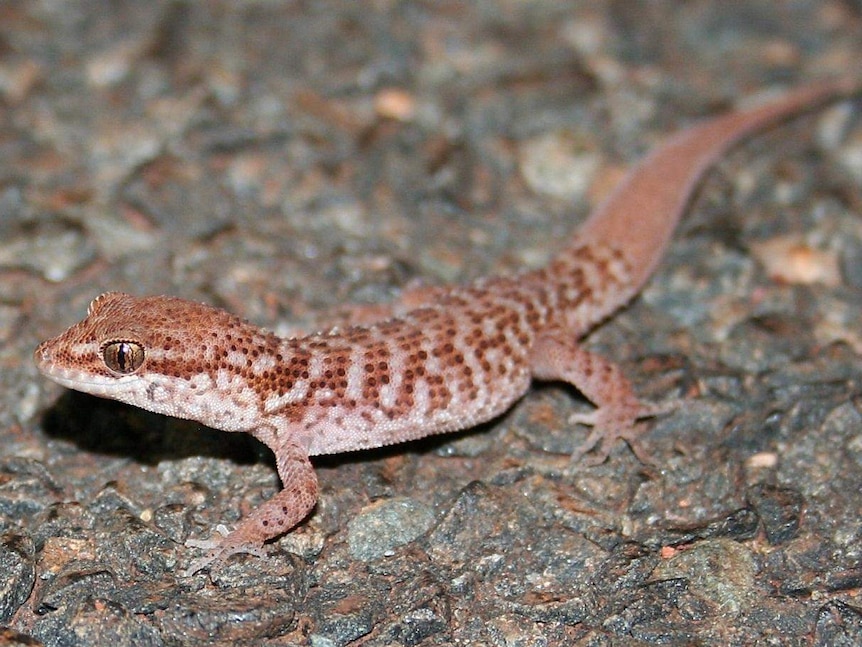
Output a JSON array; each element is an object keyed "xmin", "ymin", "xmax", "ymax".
[{"xmin": 34, "ymin": 79, "xmax": 860, "ymax": 574}]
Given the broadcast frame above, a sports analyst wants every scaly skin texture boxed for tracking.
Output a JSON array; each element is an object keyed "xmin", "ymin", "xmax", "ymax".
[{"xmin": 34, "ymin": 79, "xmax": 860, "ymax": 574}]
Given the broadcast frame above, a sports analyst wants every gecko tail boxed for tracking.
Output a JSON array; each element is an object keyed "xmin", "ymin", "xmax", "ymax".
[{"xmin": 573, "ymin": 77, "xmax": 862, "ymax": 298}]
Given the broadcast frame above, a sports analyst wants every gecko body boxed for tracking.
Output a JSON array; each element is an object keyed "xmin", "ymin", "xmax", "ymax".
[{"xmin": 35, "ymin": 79, "xmax": 860, "ymax": 573}]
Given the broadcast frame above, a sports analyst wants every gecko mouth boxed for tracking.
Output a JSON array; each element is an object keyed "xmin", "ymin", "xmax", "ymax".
[{"xmin": 33, "ymin": 343, "xmax": 133, "ymax": 393}]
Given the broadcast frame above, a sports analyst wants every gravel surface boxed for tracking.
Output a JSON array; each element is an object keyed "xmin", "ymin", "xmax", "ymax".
[{"xmin": 2, "ymin": 2, "xmax": 861, "ymax": 645}]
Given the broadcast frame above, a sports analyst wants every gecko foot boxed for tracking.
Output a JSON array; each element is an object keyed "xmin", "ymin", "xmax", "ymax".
[
  {"xmin": 568, "ymin": 399, "xmax": 670, "ymax": 466},
  {"xmin": 183, "ymin": 525, "xmax": 268, "ymax": 577}
]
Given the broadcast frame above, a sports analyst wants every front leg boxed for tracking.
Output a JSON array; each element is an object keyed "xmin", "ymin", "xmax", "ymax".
[
  {"xmin": 530, "ymin": 327, "xmax": 666, "ymax": 464},
  {"xmin": 185, "ymin": 440, "xmax": 318, "ymax": 575}
]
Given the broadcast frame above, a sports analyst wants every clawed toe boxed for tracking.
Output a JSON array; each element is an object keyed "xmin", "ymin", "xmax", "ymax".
[
  {"xmin": 567, "ymin": 398, "xmax": 668, "ymax": 466},
  {"xmin": 183, "ymin": 529, "xmax": 268, "ymax": 577}
]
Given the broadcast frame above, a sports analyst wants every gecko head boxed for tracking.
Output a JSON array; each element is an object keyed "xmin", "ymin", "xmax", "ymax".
[{"xmin": 34, "ymin": 291, "xmax": 274, "ymax": 417}]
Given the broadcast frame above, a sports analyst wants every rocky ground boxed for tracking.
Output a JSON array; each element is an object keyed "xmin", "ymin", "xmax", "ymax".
[{"xmin": 1, "ymin": 2, "xmax": 861, "ymax": 645}]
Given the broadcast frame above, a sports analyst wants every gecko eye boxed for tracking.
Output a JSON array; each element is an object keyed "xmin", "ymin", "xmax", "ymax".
[{"xmin": 102, "ymin": 341, "xmax": 145, "ymax": 374}]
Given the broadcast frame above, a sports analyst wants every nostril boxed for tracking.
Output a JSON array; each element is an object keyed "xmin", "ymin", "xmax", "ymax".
[{"xmin": 34, "ymin": 343, "xmax": 49, "ymax": 365}]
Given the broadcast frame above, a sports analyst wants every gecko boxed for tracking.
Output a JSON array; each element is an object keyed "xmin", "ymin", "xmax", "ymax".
[{"xmin": 34, "ymin": 78, "xmax": 861, "ymax": 575}]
